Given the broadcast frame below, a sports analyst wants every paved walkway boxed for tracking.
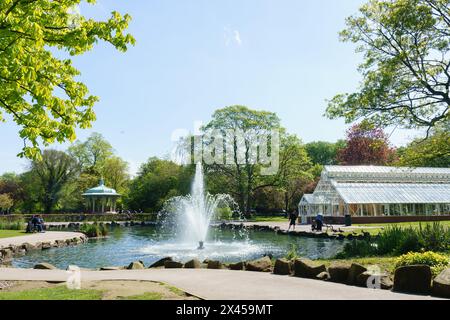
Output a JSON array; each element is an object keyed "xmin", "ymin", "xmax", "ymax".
[
  {"xmin": 0, "ymin": 268, "xmax": 439, "ymax": 300},
  {"xmin": 0, "ymin": 231, "xmax": 86, "ymax": 249},
  {"xmin": 229, "ymin": 221, "xmax": 379, "ymax": 232}
]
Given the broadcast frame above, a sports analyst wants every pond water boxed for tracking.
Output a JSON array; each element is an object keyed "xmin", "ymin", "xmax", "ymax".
[{"xmin": 13, "ymin": 226, "xmax": 346, "ymax": 269}]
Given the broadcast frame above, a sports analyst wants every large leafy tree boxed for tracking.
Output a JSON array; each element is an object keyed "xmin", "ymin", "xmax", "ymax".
[
  {"xmin": 326, "ymin": 0, "xmax": 450, "ymax": 134},
  {"xmin": 30, "ymin": 149, "xmax": 79, "ymax": 213},
  {"xmin": 126, "ymin": 158, "xmax": 192, "ymax": 213},
  {"xmin": 0, "ymin": 0, "xmax": 135, "ymax": 159},
  {"xmin": 68, "ymin": 132, "xmax": 113, "ymax": 173},
  {"xmin": 202, "ymin": 106, "xmax": 282, "ymax": 216},
  {"xmin": 305, "ymin": 140, "xmax": 346, "ymax": 165},
  {"xmin": 398, "ymin": 124, "xmax": 450, "ymax": 167},
  {"xmin": 338, "ymin": 122, "xmax": 397, "ymax": 165}
]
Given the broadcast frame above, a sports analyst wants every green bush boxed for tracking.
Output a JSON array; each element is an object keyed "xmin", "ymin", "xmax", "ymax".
[
  {"xmin": 79, "ymin": 223, "xmax": 109, "ymax": 238},
  {"xmin": 285, "ymin": 244, "xmax": 299, "ymax": 260},
  {"xmin": 216, "ymin": 207, "xmax": 233, "ymax": 221},
  {"xmin": 336, "ymin": 222, "xmax": 450, "ymax": 258},
  {"xmin": 395, "ymin": 251, "xmax": 449, "ymax": 276},
  {"xmin": 0, "ymin": 219, "xmax": 25, "ymax": 230},
  {"xmin": 418, "ymin": 222, "xmax": 450, "ymax": 252},
  {"xmin": 335, "ymin": 239, "xmax": 377, "ymax": 259}
]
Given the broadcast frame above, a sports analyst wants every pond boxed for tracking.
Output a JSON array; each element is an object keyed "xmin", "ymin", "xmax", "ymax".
[{"xmin": 12, "ymin": 226, "xmax": 346, "ymax": 269}]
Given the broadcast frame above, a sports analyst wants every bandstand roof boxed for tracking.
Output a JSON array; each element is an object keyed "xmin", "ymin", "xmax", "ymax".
[
  {"xmin": 333, "ymin": 182, "xmax": 450, "ymax": 204},
  {"xmin": 82, "ymin": 180, "xmax": 120, "ymax": 197}
]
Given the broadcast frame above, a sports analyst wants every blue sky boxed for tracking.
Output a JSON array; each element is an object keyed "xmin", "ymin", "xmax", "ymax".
[{"xmin": 0, "ymin": 0, "xmax": 421, "ymax": 175}]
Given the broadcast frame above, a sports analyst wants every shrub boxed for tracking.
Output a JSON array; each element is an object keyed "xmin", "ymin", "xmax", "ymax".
[
  {"xmin": 216, "ymin": 207, "xmax": 233, "ymax": 221},
  {"xmin": 376, "ymin": 225, "xmax": 411, "ymax": 255},
  {"xmin": 418, "ymin": 222, "xmax": 450, "ymax": 252},
  {"xmin": 0, "ymin": 219, "xmax": 25, "ymax": 230},
  {"xmin": 335, "ymin": 239, "xmax": 377, "ymax": 258},
  {"xmin": 285, "ymin": 244, "xmax": 298, "ymax": 260},
  {"xmin": 395, "ymin": 251, "xmax": 449, "ymax": 276},
  {"xmin": 79, "ymin": 223, "xmax": 109, "ymax": 238}
]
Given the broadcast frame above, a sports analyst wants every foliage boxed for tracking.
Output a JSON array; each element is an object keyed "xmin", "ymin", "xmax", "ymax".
[
  {"xmin": 285, "ymin": 244, "xmax": 299, "ymax": 260},
  {"xmin": 215, "ymin": 207, "xmax": 233, "ymax": 220},
  {"xmin": 126, "ymin": 158, "xmax": 192, "ymax": 213},
  {"xmin": 79, "ymin": 222, "xmax": 108, "ymax": 238},
  {"xmin": 337, "ymin": 122, "xmax": 397, "ymax": 165},
  {"xmin": 0, "ymin": 1, "xmax": 135, "ymax": 159},
  {"xmin": 398, "ymin": 125, "xmax": 450, "ymax": 167},
  {"xmin": 305, "ymin": 140, "xmax": 345, "ymax": 165},
  {"xmin": 0, "ymin": 193, "xmax": 14, "ymax": 213},
  {"xmin": 326, "ymin": 0, "xmax": 450, "ymax": 132},
  {"xmin": 0, "ymin": 218, "xmax": 24, "ymax": 230},
  {"xmin": 29, "ymin": 149, "xmax": 79, "ymax": 213},
  {"xmin": 68, "ymin": 133, "xmax": 114, "ymax": 173},
  {"xmin": 336, "ymin": 222, "xmax": 450, "ymax": 258},
  {"xmin": 395, "ymin": 251, "xmax": 449, "ymax": 276}
]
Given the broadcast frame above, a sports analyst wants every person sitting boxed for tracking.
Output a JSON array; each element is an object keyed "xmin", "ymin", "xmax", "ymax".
[{"xmin": 37, "ymin": 215, "xmax": 46, "ymax": 233}]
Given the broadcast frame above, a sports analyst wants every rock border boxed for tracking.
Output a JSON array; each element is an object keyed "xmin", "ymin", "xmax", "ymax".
[{"xmin": 0, "ymin": 234, "xmax": 88, "ymax": 266}]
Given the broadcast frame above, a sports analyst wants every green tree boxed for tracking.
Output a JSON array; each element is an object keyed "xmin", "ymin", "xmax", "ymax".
[
  {"xmin": 398, "ymin": 125, "xmax": 450, "ymax": 167},
  {"xmin": 202, "ymin": 105, "xmax": 282, "ymax": 216},
  {"xmin": 99, "ymin": 156, "xmax": 129, "ymax": 193},
  {"xmin": 326, "ymin": 0, "xmax": 450, "ymax": 134},
  {"xmin": 0, "ymin": 1, "xmax": 135, "ymax": 159},
  {"xmin": 0, "ymin": 193, "xmax": 14, "ymax": 214},
  {"xmin": 126, "ymin": 158, "xmax": 192, "ymax": 213},
  {"xmin": 30, "ymin": 149, "xmax": 79, "ymax": 213},
  {"xmin": 68, "ymin": 132, "xmax": 113, "ymax": 173},
  {"xmin": 305, "ymin": 140, "xmax": 345, "ymax": 165}
]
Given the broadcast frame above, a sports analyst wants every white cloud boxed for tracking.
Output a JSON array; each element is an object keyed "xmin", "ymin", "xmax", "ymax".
[{"xmin": 224, "ymin": 27, "xmax": 243, "ymax": 47}]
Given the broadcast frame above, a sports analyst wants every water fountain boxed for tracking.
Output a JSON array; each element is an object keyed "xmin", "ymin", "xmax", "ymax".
[{"xmin": 160, "ymin": 162, "xmax": 238, "ymax": 247}]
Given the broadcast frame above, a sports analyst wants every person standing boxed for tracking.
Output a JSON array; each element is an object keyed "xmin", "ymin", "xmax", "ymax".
[{"xmin": 288, "ymin": 210, "xmax": 298, "ymax": 231}]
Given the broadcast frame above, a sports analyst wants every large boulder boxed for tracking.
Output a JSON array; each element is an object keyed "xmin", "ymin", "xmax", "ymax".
[
  {"xmin": 432, "ymin": 268, "xmax": 450, "ymax": 298},
  {"xmin": 228, "ymin": 262, "xmax": 245, "ymax": 271},
  {"xmin": 356, "ymin": 271, "xmax": 393, "ymax": 290},
  {"xmin": 34, "ymin": 263, "xmax": 57, "ymax": 270},
  {"xmin": 149, "ymin": 257, "xmax": 172, "ymax": 268},
  {"xmin": 164, "ymin": 261, "xmax": 184, "ymax": 269},
  {"xmin": 207, "ymin": 260, "xmax": 224, "ymax": 269},
  {"xmin": 293, "ymin": 259, "xmax": 326, "ymax": 279},
  {"xmin": 393, "ymin": 265, "xmax": 432, "ymax": 295},
  {"xmin": 127, "ymin": 261, "xmax": 145, "ymax": 270},
  {"xmin": 246, "ymin": 256, "xmax": 273, "ymax": 272},
  {"xmin": 184, "ymin": 259, "xmax": 202, "ymax": 269},
  {"xmin": 328, "ymin": 263, "xmax": 352, "ymax": 284},
  {"xmin": 273, "ymin": 259, "xmax": 291, "ymax": 275},
  {"xmin": 347, "ymin": 263, "xmax": 367, "ymax": 285}
]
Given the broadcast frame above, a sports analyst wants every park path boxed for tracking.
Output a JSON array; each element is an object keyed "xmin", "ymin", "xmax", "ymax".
[
  {"xmin": 0, "ymin": 268, "xmax": 439, "ymax": 300},
  {"xmin": 0, "ymin": 231, "xmax": 86, "ymax": 249}
]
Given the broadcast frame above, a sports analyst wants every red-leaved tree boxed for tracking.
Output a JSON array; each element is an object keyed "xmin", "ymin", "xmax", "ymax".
[{"xmin": 338, "ymin": 123, "xmax": 397, "ymax": 165}]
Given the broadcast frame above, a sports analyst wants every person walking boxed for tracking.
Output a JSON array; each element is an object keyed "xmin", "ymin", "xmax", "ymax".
[{"xmin": 287, "ymin": 209, "xmax": 298, "ymax": 231}]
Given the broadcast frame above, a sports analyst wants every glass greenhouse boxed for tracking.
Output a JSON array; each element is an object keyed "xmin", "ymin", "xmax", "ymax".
[{"xmin": 299, "ymin": 166, "xmax": 450, "ymax": 219}]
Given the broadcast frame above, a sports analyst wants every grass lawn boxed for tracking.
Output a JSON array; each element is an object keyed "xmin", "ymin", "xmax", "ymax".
[
  {"xmin": 248, "ymin": 216, "xmax": 287, "ymax": 222},
  {"xmin": 351, "ymin": 221, "xmax": 450, "ymax": 236},
  {"xmin": 0, "ymin": 230, "xmax": 27, "ymax": 239},
  {"xmin": 0, "ymin": 281, "xmax": 197, "ymax": 300},
  {"xmin": 0, "ymin": 286, "xmax": 104, "ymax": 300},
  {"xmin": 315, "ymin": 256, "xmax": 399, "ymax": 273}
]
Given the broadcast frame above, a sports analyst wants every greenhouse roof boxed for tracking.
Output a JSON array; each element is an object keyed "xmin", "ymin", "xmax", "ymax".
[
  {"xmin": 333, "ymin": 182, "xmax": 450, "ymax": 204},
  {"xmin": 325, "ymin": 166, "xmax": 450, "ymax": 175}
]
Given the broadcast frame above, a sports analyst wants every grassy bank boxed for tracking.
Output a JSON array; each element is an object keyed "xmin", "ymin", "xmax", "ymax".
[{"xmin": 0, "ymin": 230, "xmax": 26, "ymax": 239}]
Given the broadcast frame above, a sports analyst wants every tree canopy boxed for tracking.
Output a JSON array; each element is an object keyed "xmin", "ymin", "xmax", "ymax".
[
  {"xmin": 338, "ymin": 122, "xmax": 397, "ymax": 165},
  {"xmin": 326, "ymin": 0, "xmax": 450, "ymax": 134},
  {"xmin": 0, "ymin": 0, "xmax": 135, "ymax": 159}
]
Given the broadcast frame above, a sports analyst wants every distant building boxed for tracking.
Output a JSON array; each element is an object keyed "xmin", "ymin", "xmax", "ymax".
[
  {"xmin": 82, "ymin": 180, "xmax": 121, "ymax": 214},
  {"xmin": 299, "ymin": 166, "xmax": 450, "ymax": 223}
]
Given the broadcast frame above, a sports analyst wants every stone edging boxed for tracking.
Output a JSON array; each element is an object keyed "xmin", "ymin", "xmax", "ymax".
[
  {"xmin": 0, "ymin": 234, "xmax": 88, "ymax": 266},
  {"xmin": 216, "ymin": 223, "xmax": 371, "ymax": 241}
]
